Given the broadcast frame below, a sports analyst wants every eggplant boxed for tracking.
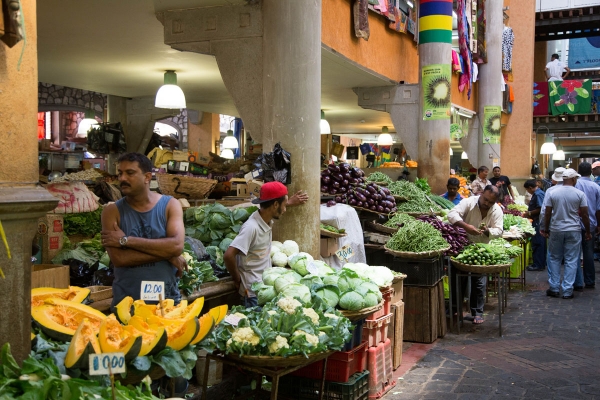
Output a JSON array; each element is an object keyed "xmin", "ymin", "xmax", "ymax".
[
  {"xmin": 332, "ymin": 181, "xmax": 340, "ymax": 189},
  {"xmin": 374, "ymin": 194, "xmax": 382, "ymax": 201},
  {"xmin": 383, "ymin": 207, "xmax": 391, "ymax": 214},
  {"xmin": 329, "ymin": 188, "xmax": 338, "ymax": 195},
  {"xmin": 327, "ymin": 200, "xmax": 336, "ymax": 207},
  {"xmin": 331, "ymin": 173, "xmax": 343, "ymax": 182},
  {"xmin": 349, "ymin": 198, "xmax": 358, "ymax": 206},
  {"xmin": 377, "ymin": 205, "xmax": 384, "ymax": 213},
  {"xmin": 339, "ymin": 164, "xmax": 349, "ymax": 173},
  {"xmin": 366, "ymin": 186, "xmax": 377, "ymax": 194},
  {"xmin": 385, "ymin": 195, "xmax": 395, "ymax": 202},
  {"xmin": 321, "ymin": 169, "xmax": 331, "ymax": 176},
  {"xmin": 328, "ymin": 164, "xmax": 340, "ymax": 173},
  {"xmin": 367, "ymin": 198, "xmax": 375, "ymax": 207},
  {"xmin": 339, "ymin": 186, "xmax": 348, "ymax": 193},
  {"xmin": 370, "ymin": 205, "xmax": 377, "ymax": 211},
  {"xmin": 357, "ymin": 193, "xmax": 367, "ymax": 202},
  {"xmin": 321, "ymin": 185, "xmax": 329, "ymax": 193},
  {"xmin": 322, "ymin": 175, "xmax": 331, "ymax": 185},
  {"xmin": 356, "ymin": 201, "xmax": 363, "ymax": 208},
  {"xmin": 335, "ymin": 196, "xmax": 342, "ymax": 203},
  {"xmin": 342, "ymin": 173, "xmax": 352, "ymax": 181},
  {"xmin": 391, "ymin": 207, "xmax": 397, "ymax": 213},
  {"xmin": 342, "ymin": 179, "xmax": 349, "ymax": 186},
  {"xmin": 382, "ymin": 187, "xmax": 391, "ymax": 195}
]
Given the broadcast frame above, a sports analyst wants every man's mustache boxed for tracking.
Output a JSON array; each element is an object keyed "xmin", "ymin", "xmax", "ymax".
[{"xmin": 120, "ymin": 183, "xmax": 130, "ymax": 188}]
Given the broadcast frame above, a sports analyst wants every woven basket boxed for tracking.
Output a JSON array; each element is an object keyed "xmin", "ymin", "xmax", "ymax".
[
  {"xmin": 405, "ymin": 211, "xmax": 443, "ymax": 217},
  {"xmin": 366, "ymin": 221, "xmax": 398, "ymax": 235},
  {"xmin": 451, "ymin": 260, "xmax": 512, "ymax": 274},
  {"xmin": 383, "ymin": 244, "xmax": 449, "ymax": 260},
  {"xmin": 339, "ymin": 301, "xmax": 383, "ymax": 321},
  {"xmin": 226, "ymin": 350, "xmax": 334, "ymax": 368},
  {"xmin": 393, "ymin": 195, "xmax": 408, "ymax": 202},
  {"xmin": 156, "ymin": 173, "xmax": 217, "ymax": 199},
  {"xmin": 320, "ymin": 228, "xmax": 347, "ymax": 238}
]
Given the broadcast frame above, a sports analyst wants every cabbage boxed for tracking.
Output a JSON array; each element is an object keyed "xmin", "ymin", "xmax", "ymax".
[
  {"xmin": 281, "ymin": 240, "xmax": 300, "ymax": 256},
  {"xmin": 258, "ymin": 286, "xmax": 277, "ymax": 305},
  {"xmin": 263, "ymin": 267, "xmax": 288, "ymax": 286},
  {"xmin": 287, "ymin": 271, "xmax": 303, "ymax": 283},
  {"xmin": 274, "ymin": 274, "xmax": 296, "ymax": 293},
  {"xmin": 289, "ymin": 252, "xmax": 314, "ymax": 276},
  {"xmin": 369, "ymin": 266, "xmax": 395, "ymax": 287},
  {"xmin": 342, "ymin": 263, "xmax": 370, "ymax": 277},
  {"xmin": 272, "ymin": 252, "xmax": 288, "ymax": 267},
  {"xmin": 359, "ymin": 282, "xmax": 383, "ymax": 301},
  {"xmin": 300, "ymin": 274, "xmax": 323, "ymax": 288},
  {"xmin": 308, "ymin": 260, "xmax": 334, "ymax": 277},
  {"xmin": 338, "ymin": 275, "xmax": 363, "ymax": 293},
  {"xmin": 315, "ymin": 285, "xmax": 340, "ymax": 309},
  {"xmin": 271, "ymin": 241, "xmax": 283, "ymax": 250},
  {"xmin": 281, "ymin": 283, "xmax": 311, "ymax": 304},
  {"xmin": 322, "ymin": 274, "xmax": 339, "ymax": 286},
  {"xmin": 209, "ymin": 211, "xmax": 232, "ymax": 231},
  {"xmin": 339, "ymin": 291, "xmax": 365, "ymax": 311},
  {"xmin": 354, "ymin": 285, "xmax": 369, "ymax": 297},
  {"xmin": 99, "ymin": 251, "xmax": 110, "ymax": 267},
  {"xmin": 269, "ymin": 246, "xmax": 280, "ymax": 257},
  {"xmin": 219, "ymin": 238, "xmax": 233, "ymax": 252},
  {"xmin": 363, "ymin": 292, "xmax": 379, "ymax": 308}
]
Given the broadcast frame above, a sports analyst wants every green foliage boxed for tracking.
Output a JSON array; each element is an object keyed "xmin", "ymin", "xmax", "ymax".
[
  {"xmin": 414, "ymin": 177, "xmax": 432, "ymax": 195},
  {"xmin": 184, "ymin": 203, "xmax": 257, "ymax": 247},
  {"xmin": 63, "ymin": 209, "xmax": 102, "ymax": 237}
]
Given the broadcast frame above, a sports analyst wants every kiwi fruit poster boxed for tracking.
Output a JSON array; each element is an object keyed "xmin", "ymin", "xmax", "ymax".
[{"xmin": 422, "ymin": 64, "xmax": 451, "ymax": 121}]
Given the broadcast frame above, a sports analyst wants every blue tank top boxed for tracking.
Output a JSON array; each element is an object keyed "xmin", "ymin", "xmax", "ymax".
[{"xmin": 111, "ymin": 195, "xmax": 181, "ymax": 308}]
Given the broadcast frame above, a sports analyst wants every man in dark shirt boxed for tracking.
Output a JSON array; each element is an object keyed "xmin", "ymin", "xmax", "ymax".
[
  {"xmin": 523, "ymin": 179, "xmax": 546, "ymax": 271},
  {"xmin": 490, "ymin": 166, "xmax": 515, "ymax": 202}
]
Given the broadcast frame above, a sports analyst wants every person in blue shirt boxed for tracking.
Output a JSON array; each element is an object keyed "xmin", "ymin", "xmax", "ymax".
[
  {"xmin": 523, "ymin": 179, "xmax": 546, "ymax": 272},
  {"xmin": 442, "ymin": 178, "xmax": 463, "ymax": 206}
]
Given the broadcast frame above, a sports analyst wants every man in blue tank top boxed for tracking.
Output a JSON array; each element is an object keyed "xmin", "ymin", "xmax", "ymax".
[{"xmin": 101, "ymin": 153, "xmax": 186, "ymax": 310}]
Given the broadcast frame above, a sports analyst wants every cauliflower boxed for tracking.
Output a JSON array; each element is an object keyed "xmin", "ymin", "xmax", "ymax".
[
  {"xmin": 271, "ymin": 241, "xmax": 283, "ymax": 250},
  {"xmin": 277, "ymin": 297, "xmax": 302, "ymax": 314},
  {"xmin": 324, "ymin": 313, "xmax": 339, "ymax": 320},
  {"xmin": 267, "ymin": 310, "xmax": 277, "ymax": 316},
  {"xmin": 182, "ymin": 252, "xmax": 194, "ymax": 266},
  {"xmin": 281, "ymin": 240, "xmax": 300, "ymax": 256},
  {"xmin": 268, "ymin": 335, "xmax": 289, "ymax": 354},
  {"xmin": 272, "ymin": 251, "xmax": 288, "ymax": 267},
  {"xmin": 302, "ymin": 308, "xmax": 320, "ymax": 325},
  {"xmin": 293, "ymin": 330, "xmax": 319, "ymax": 347},
  {"xmin": 232, "ymin": 312, "xmax": 247, "ymax": 319},
  {"xmin": 227, "ymin": 327, "xmax": 260, "ymax": 348}
]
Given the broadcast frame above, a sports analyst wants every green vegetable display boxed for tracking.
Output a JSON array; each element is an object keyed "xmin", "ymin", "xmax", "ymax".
[
  {"xmin": 52, "ymin": 234, "xmax": 107, "ymax": 267},
  {"xmin": 386, "ymin": 220, "xmax": 449, "ymax": 253},
  {"xmin": 503, "ymin": 214, "xmax": 535, "ymax": 235},
  {"xmin": 179, "ymin": 243, "xmax": 219, "ymax": 296},
  {"xmin": 414, "ymin": 177, "xmax": 432, "ymax": 195},
  {"xmin": 63, "ymin": 208, "xmax": 103, "ymax": 237},
  {"xmin": 388, "ymin": 180, "xmax": 441, "ymax": 213},
  {"xmin": 383, "ymin": 213, "xmax": 415, "ymax": 228},
  {"xmin": 453, "ymin": 240, "xmax": 522, "ymax": 265},
  {"xmin": 429, "ymin": 195, "xmax": 456, "ymax": 210},
  {"xmin": 320, "ymin": 223, "xmax": 346, "ymax": 234},
  {"xmin": 365, "ymin": 172, "xmax": 392, "ymax": 184},
  {"xmin": 507, "ymin": 204, "xmax": 528, "ymax": 213}
]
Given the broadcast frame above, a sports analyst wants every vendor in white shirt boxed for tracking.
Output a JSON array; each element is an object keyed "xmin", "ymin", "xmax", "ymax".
[
  {"xmin": 447, "ymin": 185, "xmax": 504, "ymax": 325},
  {"xmin": 545, "ymin": 53, "xmax": 570, "ymax": 82}
]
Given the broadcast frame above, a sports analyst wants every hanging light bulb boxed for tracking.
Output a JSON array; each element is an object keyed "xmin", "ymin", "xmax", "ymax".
[
  {"xmin": 320, "ymin": 110, "xmax": 331, "ymax": 134},
  {"xmin": 377, "ymin": 126, "xmax": 394, "ymax": 145},
  {"xmin": 553, "ymin": 145, "xmax": 565, "ymax": 160},
  {"xmin": 540, "ymin": 136, "xmax": 557, "ymax": 154},
  {"xmin": 155, "ymin": 70, "xmax": 186, "ymax": 109},
  {"xmin": 76, "ymin": 109, "xmax": 99, "ymax": 137},
  {"xmin": 449, "ymin": 147, "xmax": 454, "ymax": 156},
  {"xmin": 461, "ymin": 151, "xmax": 468, "ymax": 160},
  {"xmin": 222, "ymin": 129, "xmax": 239, "ymax": 149},
  {"xmin": 221, "ymin": 149, "xmax": 234, "ymax": 159}
]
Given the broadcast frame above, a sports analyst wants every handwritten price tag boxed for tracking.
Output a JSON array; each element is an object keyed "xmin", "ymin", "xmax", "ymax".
[
  {"xmin": 335, "ymin": 245, "xmax": 354, "ymax": 262},
  {"xmin": 224, "ymin": 314, "xmax": 242, "ymax": 326},
  {"xmin": 89, "ymin": 352, "xmax": 126, "ymax": 375},
  {"xmin": 306, "ymin": 261, "xmax": 320, "ymax": 275},
  {"xmin": 140, "ymin": 281, "xmax": 164, "ymax": 301}
]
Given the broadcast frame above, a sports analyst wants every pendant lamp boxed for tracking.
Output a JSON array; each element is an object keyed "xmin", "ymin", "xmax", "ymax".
[
  {"xmin": 449, "ymin": 147, "xmax": 454, "ymax": 156},
  {"xmin": 461, "ymin": 151, "xmax": 468, "ymax": 159},
  {"xmin": 540, "ymin": 136, "xmax": 557, "ymax": 155},
  {"xmin": 222, "ymin": 129, "xmax": 239, "ymax": 149},
  {"xmin": 320, "ymin": 110, "xmax": 331, "ymax": 134},
  {"xmin": 76, "ymin": 109, "xmax": 99, "ymax": 137},
  {"xmin": 377, "ymin": 126, "xmax": 394, "ymax": 145},
  {"xmin": 221, "ymin": 148, "xmax": 234, "ymax": 159},
  {"xmin": 553, "ymin": 145, "xmax": 565, "ymax": 160},
  {"xmin": 155, "ymin": 70, "xmax": 186, "ymax": 109}
]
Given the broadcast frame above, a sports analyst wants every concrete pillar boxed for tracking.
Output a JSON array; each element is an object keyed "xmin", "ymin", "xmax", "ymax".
[
  {"xmin": 160, "ymin": 2, "xmax": 322, "ymax": 256},
  {"xmin": 188, "ymin": 112, "xmax": 220, "ymax": 157},
  {"xmin": 417, "ymin": 1, "xmax": 453, "ymax": 194},
  {"xmin": 0, "ymin": 0, "xmax": 58, "ymax": 363}
]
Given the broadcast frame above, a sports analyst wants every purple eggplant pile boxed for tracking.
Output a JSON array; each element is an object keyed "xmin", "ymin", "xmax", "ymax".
[
  {"xmin": 321, "ymin": 164, "xmax": 397, "ymax": 213},
  {"xmin": 416, "ymin": 215, "xmax": 469, "ymax": 256}
]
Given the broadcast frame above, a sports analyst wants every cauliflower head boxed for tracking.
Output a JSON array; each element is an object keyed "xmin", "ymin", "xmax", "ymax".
[
  {"xmin": 182, "ymin": 252, "xmax": 194, "ymax": 266},
  {"xmin": 232, "ymin": 312, "xmax": 247, "ymax": 319},
  {"xmin": 323, "ymin": 313, "xmax": 339, "ymax": 320},
  {"xmin": 302, "ymin": 308, "xmax": 320, "ymax": 325},
  {"xmin": 272, "ymin": 251, "xmax": 288, "ymax": 267},
  {"xmin": 268, "ymin": 335, "xmax": 289, "ymax": 354},
  {"xmin": 227, "ymin": 327, "xmax": 260, "ymax": 347},
  {"xmin": 277, "ymin": 297, "xmax": 302, "ymax": 314},
  {"xmin": 293, "ymin": 330, "xmax": 319, "ymax": 347},
  {"xmin": 281, "ymin": 240, "xmax": 300, "ymax": 256}
]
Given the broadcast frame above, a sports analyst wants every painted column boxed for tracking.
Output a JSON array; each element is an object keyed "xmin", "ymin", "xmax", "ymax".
[
  {"xmin": 418, "ymin": 0, "xmax": 453, "ymax": 194},
  {"xmin": 262, "ymin": 0, "xmax": 322, "ymax": 257}
]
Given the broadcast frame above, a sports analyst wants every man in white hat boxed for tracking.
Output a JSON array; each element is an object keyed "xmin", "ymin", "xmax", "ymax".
[
  {"xmin": 541, "ymin": 168, "xmax": 591, "ymax": 299},
  {"xmin": 538, "ymin": 167, "xmax": 565, "ymax": 230}
]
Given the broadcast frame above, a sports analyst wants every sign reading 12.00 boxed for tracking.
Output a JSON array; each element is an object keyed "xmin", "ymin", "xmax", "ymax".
[
  {"xmin": 140, "ymin": 281, "xmax": 165, "ymax": 301},
  {"xmin": 89, "ymin": 352, "xmax": 126, "ymax": 375}
]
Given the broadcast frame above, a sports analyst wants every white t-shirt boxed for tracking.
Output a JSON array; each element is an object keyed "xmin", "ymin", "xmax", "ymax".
[{"xmin": 546, "ymin": 59, "xmax": 566, "ymax": 81}]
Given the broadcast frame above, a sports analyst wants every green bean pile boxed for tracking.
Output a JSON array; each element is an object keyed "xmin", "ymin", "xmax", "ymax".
[
  {"xmin": 366, "ymin": 172, "xmax": 393, "ymax": 184},
  {"xmin": 383, "ymin": 213, "xmax": 415, "ymax": 228},
  {"xmin": 386, "ymin": 220, "xmax": 449, "ymax": 253},
  {"xmin": 387, "ymin": 180, "xmax": 424, "ymax": 199}
]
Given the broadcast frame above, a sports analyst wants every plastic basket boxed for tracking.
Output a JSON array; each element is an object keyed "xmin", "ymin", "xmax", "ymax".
[
  {"xmin": 291, "ymin": 341, "xmax": 368, "ymax": 383},
  {"xmin": 367, "ymin": 339, "xmax": 396, "ymax": 399},
  {"xmin": 363, "ymin": 313, "xmax": 392, "ymax": 347},
  {"xmin": 369, "ymin": 288, "xmax": 394, "ymax": 319},
  {"xmin": 342, "ymin": 319, "xmax": 365, "ymax": 352},
  {"xmin": 390, "ymin": 256, "xmax": 444, "ymax": 286},
  {"xmin": 279, "ymin": 371, "xmax": 370, "ymax": 400}
]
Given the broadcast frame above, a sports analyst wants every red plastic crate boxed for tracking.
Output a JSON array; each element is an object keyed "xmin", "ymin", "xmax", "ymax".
[
  {"xmin": 291, "ymin": 341, "xmax": 368, "ymax": 382},
  {"xmin": 362, "ymin": 313, "xmax": 392, "ymax": 347},
  {"xmin": 367, "ymin": 338, "xmax": 396, "ymax": 399},
  {"xmin": 370, "ymin": 288, "xmax": 394, "ymax": 319}
]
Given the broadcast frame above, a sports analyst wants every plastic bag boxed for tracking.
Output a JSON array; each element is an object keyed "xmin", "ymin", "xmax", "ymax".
[
  {"xmin": 67, "ymin": 259, "xmax": 99, "ymax": 287},
  {"xmin": 184, "ymin": 237, "xmax": 207, "ymax": 259},
  {"xmin": 273, "ymin": 143, "xmax": 291, "ymax": 170},
  {"xmin": 92, "ymin": 267, "xmax": 115, "ymax": 286},
  {"xmin": 254, "ymin": 152, "xmax": 276, "ymax": 171}
]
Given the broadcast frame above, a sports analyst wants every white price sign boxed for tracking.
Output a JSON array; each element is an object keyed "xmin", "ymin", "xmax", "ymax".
[
  {"xmin": 89, "ymin": 352, "xmax": 126, "ymax": 375},
  {"xmin": 140, "ymin": 281, "xmax": 164, "ymax": 301},
  {"xmin": 306, "ymin": 261, "xmax": 319, "ymax": 275},
  {"xmin": 223, "ymin": 314, "xmax": 242, "ymax": 326},
  {"xmin": 335, "ymin": 245, "xmax": 354, "ymax": 262}
]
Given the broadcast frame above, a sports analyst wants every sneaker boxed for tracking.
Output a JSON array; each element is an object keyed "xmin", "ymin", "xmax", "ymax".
[
  {"xmin": 574, "ymin": 286, "xmax": 584, "ymax": 292},
  {"xmin": 546, "ymin": 289, "xmax": 560, "ymax": 298},
  {"xmin": 563, "ymin": 294, "xmax": 574, "ymax": 299},
  {"xmin": 527, "ymin": 265, "xmax": 545, "ymax": 271}
]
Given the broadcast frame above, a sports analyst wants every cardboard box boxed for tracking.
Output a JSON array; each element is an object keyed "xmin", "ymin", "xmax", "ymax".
[
  {"xmin": 87, "ymin": 286, "xmax": 113, "ymax": 302},
  {"xmin": 320, "ymin": 237, "xmax": 338, "ymax": 258},
  {"xmin": 32, "ymin": 264, "xmax": 70, "ymax": 289},
  {"xmin": 249, "ymin": 144, "xmax": 263, "ymax": 155},
  {"xmin": 244, "ymin": 169, "xmax": 264, "ymax": 183},
  {"xmin": 36, "ymin": 214, "xmax": 64, "ymax": 263},
  {"xmin": 194, "ymin": 155, "xmax": 211, "ymax": 167},
  {"xmin": 248, "ymin": 180, "xmax": 264, "ymax": 197},
  {"xmin": 172, "ymin": 150, "xmax": 189, "ymax": 162},
  {"xmin": 229, "ymin": 178, "xmax": 248, "ymax": 197}
]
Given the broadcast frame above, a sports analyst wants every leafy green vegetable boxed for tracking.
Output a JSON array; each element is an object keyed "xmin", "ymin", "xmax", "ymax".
[
  {"xmin": 51, "ymin": 234, "xmax": 105, "ymax": 266},
  {"xmin": 184, "ymin": 203, "xmax": 257, "ymax": 247},
  {"xmin": 62, "ymin": 208, "xmax": 102, "ymax": 237},
  {"xmin": 414, "ymin": 177, "xmax": 432, "ymax": 195},
  {"xmin": 178, "ymin": 243, "xmax": 218, "ymax": 296},
  {"xmin": 339, "ymin": 291, "xmax": 365, "ymax": 311}
]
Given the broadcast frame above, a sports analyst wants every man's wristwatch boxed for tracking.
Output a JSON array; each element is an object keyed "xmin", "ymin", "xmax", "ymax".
[{"xmin": 119, "ymin": 236, "xmax": 128, "ymax": 247}]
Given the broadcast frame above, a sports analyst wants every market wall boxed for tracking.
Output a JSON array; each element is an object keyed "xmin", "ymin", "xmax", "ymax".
[
  {"xmin": 451, "ymin": 73, "xmax": 478, "ymax": 112},
  {"xmin": 188, "ymin": 112, "xmax": 220, "ymax": 157},
  {"xmin": 533, "ymin": 41, "xmax": 547, "ymax": 83},
  {"xmin": 322, "ymin": 0, "xmax": 419, "ymax": 83}
]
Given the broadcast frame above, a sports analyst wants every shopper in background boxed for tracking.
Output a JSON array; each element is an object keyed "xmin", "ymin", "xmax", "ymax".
[
  {"xmin": 592, "ymin": 161, "xmax": 600, "ymax": 186},
  {"xmin": 442, "ymin": 177, "xmax": 463, "ymax": 206},
  {"xmin": 573, "ymin": 162, "xmax": 600, "ymax": 290},
  {"xmin": 101, "ymin": 152, "xmax": 187, "ymax": 310},
  {"xmin": 490, "ymin": 166, "xmax": 516, "ymax": 203},
  {"xmin": 544, "ymin": 53, "xmax": 570, "ymax": 81},
  {"xmin": 470, "ymin": 166, "xmax": 491, "ymax": 196},
  {"xmin": 541, "ymin": 168, "xmax": 590, "ymax": 299},
  {"xmin": 523, "ymin": 180, "xmax": 546, "ymax": 272}
]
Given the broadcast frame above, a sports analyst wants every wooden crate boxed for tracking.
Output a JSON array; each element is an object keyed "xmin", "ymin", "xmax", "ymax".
[
  {"xmin": 403, "ymin": 279, "xmax": 446, "ymax": 343},
  {"xmin": 87, "ymin": 286, "xmax": 113, "ymax": 302},
  {"xmin": 32, "ymin": 264, "xmax": 69, "ymax": 289},
  {"xmin": 388, "ymin": 300, "xmax": 404, "ymax": 370}
]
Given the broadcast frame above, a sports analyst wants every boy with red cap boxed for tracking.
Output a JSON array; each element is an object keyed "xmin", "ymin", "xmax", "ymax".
[{"xmin": 223, "ymin": 182, "xmax": 308, "ymax": 307}]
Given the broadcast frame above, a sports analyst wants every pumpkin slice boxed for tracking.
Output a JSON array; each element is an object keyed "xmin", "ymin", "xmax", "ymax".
[
  {"xmin": 98, "ymin": 315, "xmax": 143, "ymax": 361},
  {"xmin": 65, "ymin": 318, "xmax": 101, "ymax": 369},
  {"xmin": 190, "ymin": 313, "xmax": 214, "ymax": 345},
  {"xmin": 31, "ymin": 286, "xmax": 90, "ymax": 307},
  {"xmin": 208, "ymin": 307, "xmax": 221, "ymax": 325},
  {"xmin": 214, "ymin": 304, "xmax": 228, "ymax": 324},
  {"xmin": 159, "ymin": 299, "xmax": 183, "ymax": 315},
  {"xmin": 133, "ymin": 299, "xmax": 179, "ymax": 318},
  {"xmin": 164, "ymin": 297, "xmax": 204, "ymax": 319},
  {"xmin": 115, "ymin": 296, "xmax": 134, "ymax": 325},
  {"xmin": 32, "ymin": 298, "xmax": 107, "ymax": 342},
  {"xmin": 146, "ymin": 315, "xmax": 199, "ymax": 351},
  {"xmin": 128, "ymin": 316, "xmax": 168, "ymax": 356},
  {"xmin": 31, "ymin": 332, "xmax": 36, "ymax": 341}
]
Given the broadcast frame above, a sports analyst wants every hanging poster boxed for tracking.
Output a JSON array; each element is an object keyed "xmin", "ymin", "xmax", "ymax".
[
  {"xmin": 568, "ymin": 38, "xmax": 600, "ymax": 70},
  {"xmin": 548, "ymin": 79, "xmax": 592, "ymax": 115},
  {"xmin": 422, "ymin": 64, "xmax": 451, "ymax": 121},
  {"xmin": 482, "ymin": 106, "xmax": 501, "ymax": 144}
]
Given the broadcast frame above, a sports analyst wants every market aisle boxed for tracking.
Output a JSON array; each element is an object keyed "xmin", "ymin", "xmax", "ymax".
[{"xmin": 384, "ymin": 266, "xmax": 600, "ymax": 400}]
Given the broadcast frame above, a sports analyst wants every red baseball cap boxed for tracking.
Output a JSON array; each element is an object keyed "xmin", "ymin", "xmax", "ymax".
[{"xmin": 252, "ymin": 181, "xmax": 288, "ymax": 204}]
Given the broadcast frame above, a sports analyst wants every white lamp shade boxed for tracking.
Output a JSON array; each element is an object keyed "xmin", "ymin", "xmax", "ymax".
[
  {"xmin": 77, "ymin": 118, "xmax": 99, "ymax": 137},
  {"xmin": 540, "ymin": 142, "xmax": 557, "ymax": 155},
  {"xmin": 449, "ymin": 147, "xmax": 454, "ymax": 155},
  {"xmin": 553, "ymin": 146, "xmax": 565, "ymax": 160},
  {"xmin": 223, "ymin": 131, "xmax": 239, "ymax": 149},
  {"xmin": 377, "ymin": 133, "xmax": 394, "ymax": 145},
  {"xmin": 221, "ymin": 148, "xmax": 234, "ymax": 159},
  {"xmin": 461, "ymin": 151, "xmax": 468, "ymax": 159},
  {"xmin": 155, "ymin": 84, "xmax": 186, "ymax": 109},
  {"xmin": 320, "ymin": 118, "xmax": 331, "ymax": 134}
]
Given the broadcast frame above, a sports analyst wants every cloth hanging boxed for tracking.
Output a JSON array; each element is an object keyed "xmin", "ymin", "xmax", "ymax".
[
  {"xmin": 502, "ymin": 26, "xmax": 514, "ymax": 72},
  {"xmin": 549, "ymin": 79, "xmax": 593, "ymax": 115},
  {"xmin": 389, "ymin": 6, "xmax": 408, "ymax": 33},
  {"xmin": 452, "ymin": 50, "xmax": 462, "ymax": 74},
  {"xmin": 533, "ymin": 81, "xmax": 550, "ymax": 116},
  {"xmin": 472, "ymin": 63, "xmax": 479, "ymax": 82},
  {"xmin": 473, "ymin": 0, "xmax": 487, "ymax": 64},
  {"xmin": 374, "ymin": 0, "xmax": 388, "ymax": 16},
  {"xmin": 353, "ymin": 0, "xmax": 370, "ymax": 40},
  {"xmin": 457, "ymin": 0, "xmax": 473, "ymax": 99},
  {"xmin": 592, "ymin": 89, "xmax": 600, "ymax": 114}
]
